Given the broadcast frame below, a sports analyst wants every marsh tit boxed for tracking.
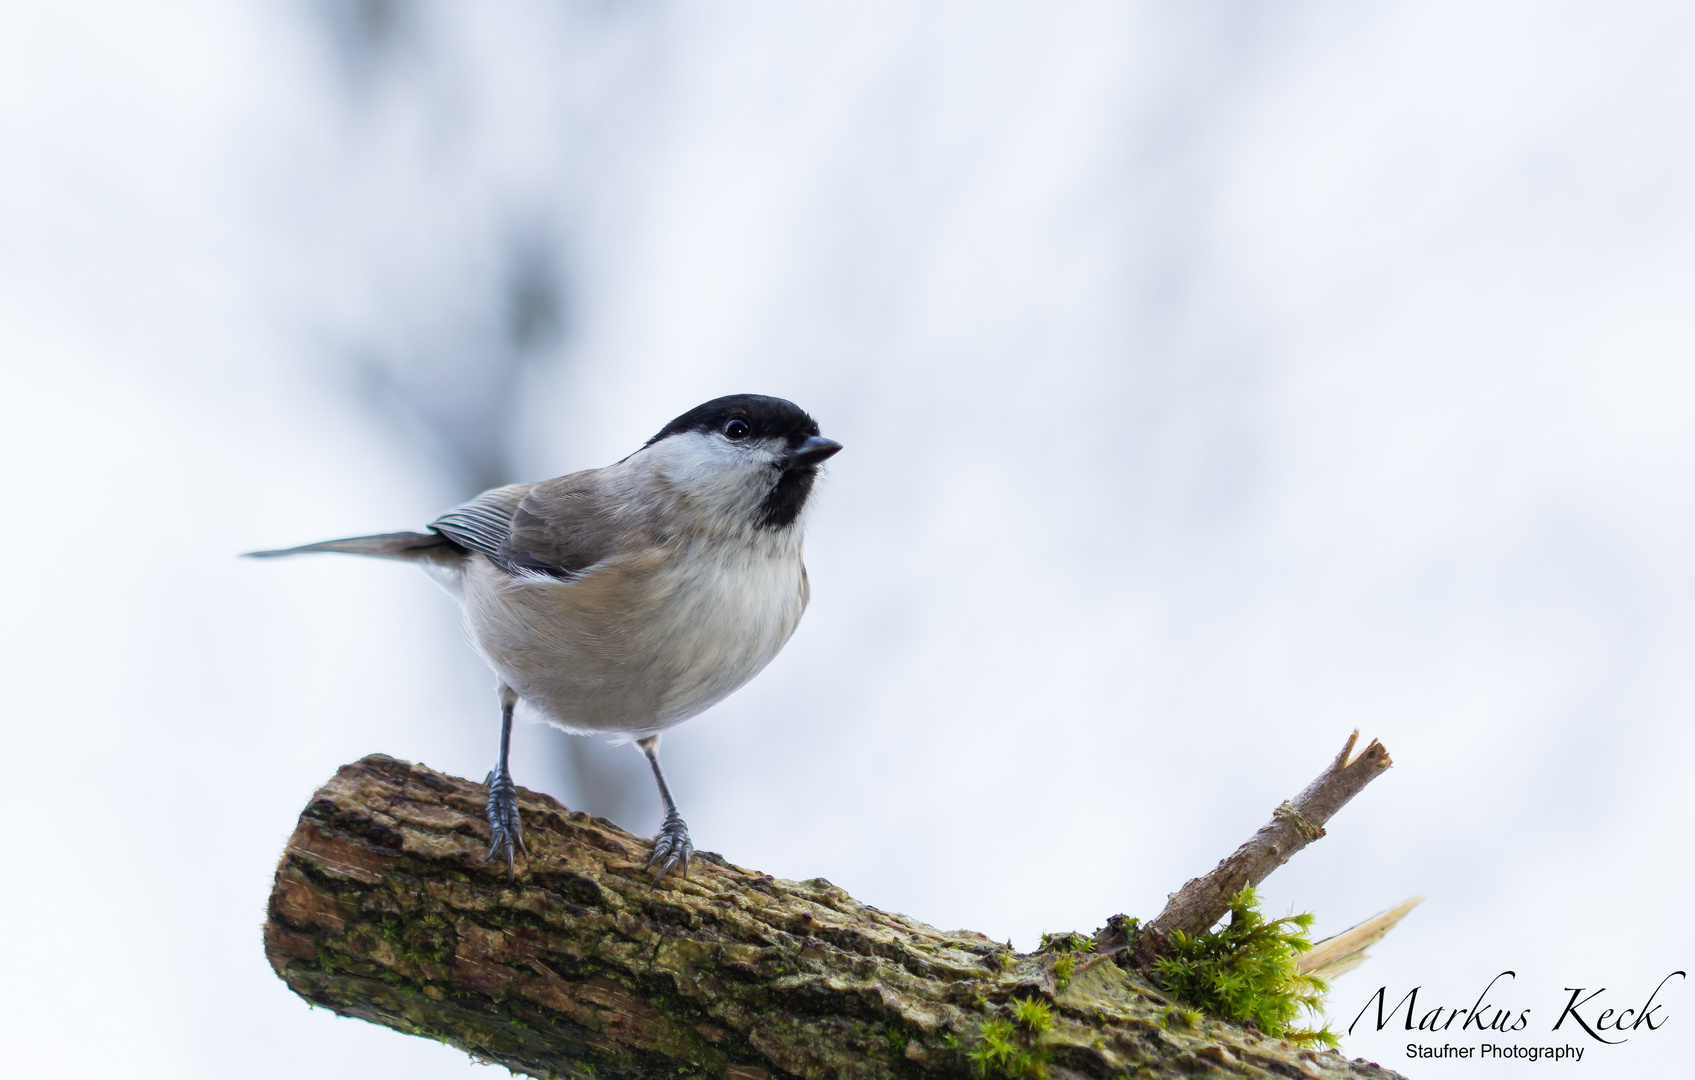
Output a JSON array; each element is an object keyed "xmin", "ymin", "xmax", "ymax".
[{"xmin": 247, "ymin": 394, "xmax": 842, "ymax": 879}]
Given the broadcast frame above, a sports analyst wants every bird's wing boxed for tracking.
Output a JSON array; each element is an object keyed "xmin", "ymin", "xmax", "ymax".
[
  {"xmin": 428, "ymin": 483, "xmax": 536, "ymax": 568},
  {"xmin": 495, "ymin": 471, "xmax": 636, "ymax": 578}
]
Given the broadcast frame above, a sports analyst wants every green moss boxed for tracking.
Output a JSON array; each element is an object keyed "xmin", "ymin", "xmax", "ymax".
[
  {"xmin": 970, "ymin": 1019, "xmax": 1017, "ymax": 1070},
  {"xmin": 969, "ymin": 1018, "xmax": 1047, "ymax": 1080},
  {"xmin": 876, "ymin": 1022, "xmax": 908, "ymax": 1056},
  {"xmin": 1037, "ymin": 932, "xmax": 1093, "ymax": 955},
  {"xmin": 1052, "ymin": 955, "xmax": 1075, "ymax": 990},
  {"xmin": 1040, "ymin": 932, "xmax": 1093, "ymax": 990},
  {"xmin": 1009, "ymin": 998, "xmax": 1053, "ymax": 1033},
  {"xmin": 1150, "ymin": 888, "xmax": 1338, "ymax": 1048},
  {"xmin": 371, "ymin": 911, "xmax": 456, "ymax": 974},
  {"xmin": 1160, "ymin": 1005, "xmax": 1201, "ymax": 1029},
  {"xmin": 968, "ymin": 998, "xmax": 1055, "ymax": 1079}
]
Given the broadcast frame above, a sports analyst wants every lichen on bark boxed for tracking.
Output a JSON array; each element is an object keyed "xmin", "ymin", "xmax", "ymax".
[{"xmin": 265, "ymin": 755, "xmax": 1408, "ymax": 1080}]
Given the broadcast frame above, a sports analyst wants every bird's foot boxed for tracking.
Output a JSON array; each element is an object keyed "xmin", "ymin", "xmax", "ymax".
[
  {"xmin": 646, "ymin": 809, "xmax": 694, "ymax": 881},
  {"xmin": 483, "ymin": 767, "xmax": 526, "ymax": 879}
]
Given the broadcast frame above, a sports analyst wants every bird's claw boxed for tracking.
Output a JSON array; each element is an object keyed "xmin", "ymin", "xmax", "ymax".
[
  {"xmin": 646, "ymin": 809, "xmax": 693, "ymax": 881},
  {"xmin": 483, "ymin": 768, "xmax": 526, "ymax": 879}
]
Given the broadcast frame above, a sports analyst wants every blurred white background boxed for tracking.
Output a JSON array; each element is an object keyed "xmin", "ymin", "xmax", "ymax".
[{"xmin": 3, "ymin": 2, "xmax": 1691, "ymax": 1076}]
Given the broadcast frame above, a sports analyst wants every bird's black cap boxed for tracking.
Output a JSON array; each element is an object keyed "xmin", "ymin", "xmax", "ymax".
[{"xmin": 647, "ymin": 394, "xmax": 821, "ymax": 448}]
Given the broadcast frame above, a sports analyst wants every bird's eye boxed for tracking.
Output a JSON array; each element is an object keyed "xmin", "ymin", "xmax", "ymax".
[{"xmin": 724, "ymin": 418, "xmax": 750, "ymax": 441}]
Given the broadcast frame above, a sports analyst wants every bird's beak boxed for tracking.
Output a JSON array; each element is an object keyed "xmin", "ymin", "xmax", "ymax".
[{"xmin": 785, "ymin": 435, "xmax": 843, "ymax": 469}]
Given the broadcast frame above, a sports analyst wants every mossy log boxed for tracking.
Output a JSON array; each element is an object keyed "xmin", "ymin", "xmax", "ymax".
[{"xmin": 265, "ymin": 755, "xmax": 1408, "ymax": 1080}]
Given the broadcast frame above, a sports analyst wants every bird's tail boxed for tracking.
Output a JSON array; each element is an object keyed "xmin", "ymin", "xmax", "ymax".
[{"xmin": 242, "ymin": 531, "xmax": 453, "ymax": 561}]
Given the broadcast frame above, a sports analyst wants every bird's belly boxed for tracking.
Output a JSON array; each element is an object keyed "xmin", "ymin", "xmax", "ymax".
[{"xmin": 456, "ymin": 550, "xmax": 805, "ymax": 736}]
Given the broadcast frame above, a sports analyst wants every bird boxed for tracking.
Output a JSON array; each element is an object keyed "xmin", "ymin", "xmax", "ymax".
[{"xmin": 246, "ymin": 394, "xmax": 841, "ymax": 880}]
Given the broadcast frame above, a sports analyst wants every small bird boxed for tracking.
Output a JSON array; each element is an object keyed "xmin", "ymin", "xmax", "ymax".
[{"xmin": 248, "ymin": 394, "xmax": 841, "ymax": 879}]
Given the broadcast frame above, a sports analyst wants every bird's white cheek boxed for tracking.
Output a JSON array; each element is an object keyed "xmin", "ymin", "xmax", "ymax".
[
  {"xmin": 644, "ymin": 434, "xmax": 782, "ymax": 524},
  {"xmin": 644, "ymin": 431, "xmax": 734, "ymax": 484}
]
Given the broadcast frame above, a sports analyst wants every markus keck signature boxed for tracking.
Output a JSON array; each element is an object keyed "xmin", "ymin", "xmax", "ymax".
[{"xmin": 1345, "ymin": 970, "xmax": 1686, "ymax": 1063}]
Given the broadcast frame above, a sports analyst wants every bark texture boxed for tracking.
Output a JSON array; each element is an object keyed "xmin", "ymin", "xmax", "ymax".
[{"xmin": 265, "ymin": 754, "xmax": 1407, "ymax": 1080}]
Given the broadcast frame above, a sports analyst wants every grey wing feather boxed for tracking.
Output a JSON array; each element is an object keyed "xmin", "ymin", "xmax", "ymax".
[
  {"xmin": 497, "ymin": 471, "xmax": 631, "ymax": 578},
  {"xmin": 429, "ymin": 483, "xmax": 535, "ymax": 569}
]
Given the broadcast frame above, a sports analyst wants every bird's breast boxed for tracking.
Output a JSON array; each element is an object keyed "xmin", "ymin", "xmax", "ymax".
[{"xmin": 454, "ymin": 538, "xmax": 807, "ymax": 735}]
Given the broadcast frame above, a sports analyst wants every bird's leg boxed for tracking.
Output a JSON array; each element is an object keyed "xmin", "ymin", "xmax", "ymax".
[
  {"xmin": 483, "ymin": 684, "xmax": 526, "ymax": 878},
  {"xmin": 638, "ymin": 734, "xmax": 693, "ymax": 880}
]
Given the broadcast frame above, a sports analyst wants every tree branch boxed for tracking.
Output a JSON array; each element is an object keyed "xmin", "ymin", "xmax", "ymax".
[
  {"xmin": 1130, "ymin": 731, "xmax": 1393, "ymax": 956},
  {"xmin": 265, "ymin": 752, "xmax": 1406, "ymax": 1080}
]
